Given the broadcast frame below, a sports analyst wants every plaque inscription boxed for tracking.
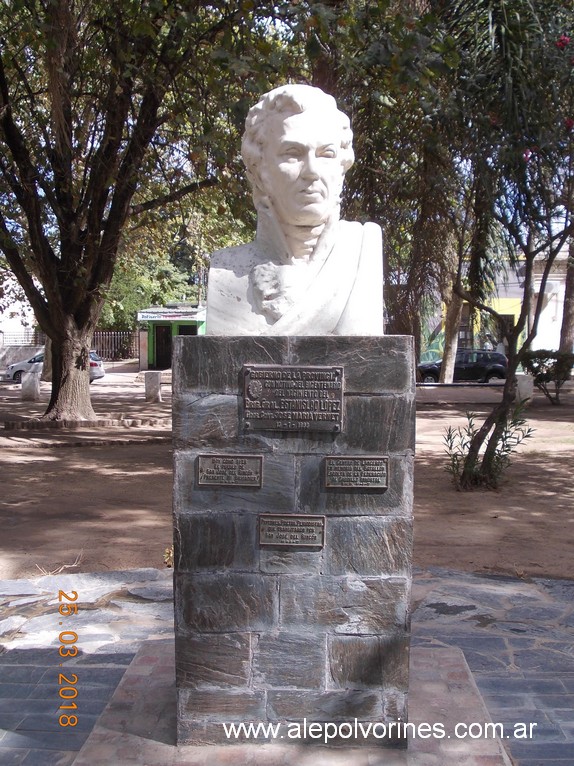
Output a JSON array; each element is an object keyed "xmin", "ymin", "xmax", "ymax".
[
  {"xmin": 243, "ymin": 365, "xmax": 344, "ymax": 433},
  {"xmin": 197, "ymin": 455, "xmax": 263, "ymax": 487},
  {"xmin": 325, "ymin": 456, "xmax": 389, "ymax": 489},
  {"xmin": 259, "ymin": 514, "xmax": 325, "ymax": 547}
]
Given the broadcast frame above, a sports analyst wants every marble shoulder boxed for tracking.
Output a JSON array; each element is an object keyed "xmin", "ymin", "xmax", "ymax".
[
  {"xmin": 209, "ymin": 242, "xmax": 258, "ymax": 272},
  {"xmin": 340, "ymin": 219, "xmax": 381, "ymax": 235}
]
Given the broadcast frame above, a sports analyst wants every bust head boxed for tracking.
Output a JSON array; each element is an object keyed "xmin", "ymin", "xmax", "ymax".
[{"xmin": 241, "ymin": 85, "xmax": 354, "ymax": 228}]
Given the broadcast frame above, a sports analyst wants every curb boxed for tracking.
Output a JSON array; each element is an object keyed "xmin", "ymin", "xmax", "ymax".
[{"xmin": 3, "ymin": 417, "xmax": 172, "ymax": 430}]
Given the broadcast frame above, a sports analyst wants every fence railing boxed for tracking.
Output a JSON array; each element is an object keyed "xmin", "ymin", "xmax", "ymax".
[
  {"xmin": 0, "ymin": 329, "xmax": 46, "ymax": 346},
  {"xmin": 92, "ymin": 331, "xmax": 139, "ymax": 360},
  {"xmin": 0, "ymin": 330, "xmax": 138, "ymax": 361}
]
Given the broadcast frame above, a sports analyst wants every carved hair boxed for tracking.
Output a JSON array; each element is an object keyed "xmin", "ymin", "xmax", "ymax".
[{"xmin": 241, "ymin": 84, "xmax": 354, "ymax": 198}]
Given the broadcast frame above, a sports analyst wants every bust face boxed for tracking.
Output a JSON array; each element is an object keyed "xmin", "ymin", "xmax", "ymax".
[{"xmin": 260, "ymin": 109, "xmax": 346, "ymax": 228}]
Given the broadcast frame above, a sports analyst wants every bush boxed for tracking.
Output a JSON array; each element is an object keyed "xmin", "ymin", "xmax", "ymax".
[
  {"xmin": 521, "ymin": 350, "xmax": 574, "ymax": 405},
  {"xmin": 444, "ymin": 408, "xmax": 534, "ymax": 490}
]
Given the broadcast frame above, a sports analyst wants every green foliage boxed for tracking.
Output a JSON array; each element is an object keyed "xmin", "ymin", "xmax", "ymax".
[
  {"xmin": 444, "ymin": 407, "xmax": 534, "ymax": 490},
  {"xmin": 0, "ymin": 0, "xmax": 294, "ymax": 418},
  {"xmin": 99, "ymin": 185, "xmax": 255, "ymax": 330},
  {"xmin": 521, "ymin": 350, "xmax": 574, "ymax": 405}
]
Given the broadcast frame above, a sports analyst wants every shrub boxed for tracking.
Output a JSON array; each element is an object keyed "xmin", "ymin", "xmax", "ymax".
[
  {"xmin": 521, "ymin": 350, "xmax": 574, "ymax": 405},
  {"xmin": 444, "ymin": 408, "xmax": 534, "ymax": 489}
]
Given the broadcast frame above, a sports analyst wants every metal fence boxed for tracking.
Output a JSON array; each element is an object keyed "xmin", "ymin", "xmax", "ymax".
[
  {"xmin": 0, "ymin": 329, "xmax": 46, "ymax": 346},
  {"xmin": 92, "ymin": 331, "xmax": 138, "ymax": 360},
  {"xmin": 0, "ymin": 330, "xmax": 138, "ymax": 361}
]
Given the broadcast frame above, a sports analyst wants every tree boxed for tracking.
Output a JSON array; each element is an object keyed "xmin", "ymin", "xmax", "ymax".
[
  {"xmin": 287, "ymin": 1, "xmax": 464, "ymax": 348},
  {"xmin": 100, "ymin": 185, "xmax": 255, "ymax": 329},
  {"xmin": 297, "ymin": 0, "xmax": 573, "ymax": 485},
  {"xmin": 440, "ymin": 0, "xmax": 574, "ymax": 486},
  {"xmin": 0, "ymin": 0, "xmax": 286, "ymax": 419}
]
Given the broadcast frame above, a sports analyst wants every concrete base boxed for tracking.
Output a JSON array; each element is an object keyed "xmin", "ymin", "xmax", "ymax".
[
  {"xmin": 21, "ymin": 372, "xmax": 40, "ymax": 401},
  {"xmin": 144, "ymin": 370, "xmax": 163, "ymax": 402},
  {"xmin": 73, "ymin": 640, "xmax": 512, "ymax": 766}
]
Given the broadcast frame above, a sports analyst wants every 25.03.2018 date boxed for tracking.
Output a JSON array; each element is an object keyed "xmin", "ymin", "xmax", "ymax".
[{"xmin": 58, "ymin": 589, "xmax": 80, "ymax": 727}]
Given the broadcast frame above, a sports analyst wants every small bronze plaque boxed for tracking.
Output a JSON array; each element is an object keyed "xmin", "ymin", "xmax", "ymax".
[
  {"xmin": 325, "ymin": 456, "xmax": 389, "ymax": 489},
  {"xmin": 259, "ymin": 514, "xmax": 325, "ymax": 547},
  {"xmin": 243, "ymin": 365, "xmax": 344, "ymax": 433},
  {"xmin": 197, "ymin": 454, "xmax": 263, "ymax": 487}
]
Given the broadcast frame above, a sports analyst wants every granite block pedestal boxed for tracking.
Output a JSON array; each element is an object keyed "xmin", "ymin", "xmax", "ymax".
[{"xmin": 172, "ymin": 336, "xmax": 415, "ymax": 746}]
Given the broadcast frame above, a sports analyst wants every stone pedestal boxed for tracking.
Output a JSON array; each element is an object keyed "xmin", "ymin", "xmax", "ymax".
[
  {"xmin": 21, "ymin": 372, "xmax": 41, "ymax": 401},
  {"xmin": 172, "ymin": 336, "xmax": 415, "ymax": 747},
  {"xmin": 516, "ymin": 373, "xmax": 534, "ymax": 403},
  {"xmin": 144, "ymin": 370, "xmax": 162, "ymax": 402}
]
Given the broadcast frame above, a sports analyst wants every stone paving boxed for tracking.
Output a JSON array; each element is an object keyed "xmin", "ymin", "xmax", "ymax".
[
  {"xmin": 0, "ymin": 568, "xmax": 173, "ymax": 766},
  {"xmin": 414, "ymin": 569, "xmax": 574, "ymax": 766},
  {"xmin": 1, "ymin": 566, "xmax": 573, "ymax": 765}
]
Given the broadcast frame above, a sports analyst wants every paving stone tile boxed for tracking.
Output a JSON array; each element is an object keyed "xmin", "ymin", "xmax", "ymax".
[
  {"xmin": 554, "ymin": 676, "xmax": 574, "ymax": 693},
  {"xmin": 0, "ymin": 649, "xmax": 56, "ymax": 665},
  {"xmin": 73, "ymin": 652, "xmax": 135, "ymax": 665},
  {"xmin": 21, "ymin": 750, "xmax": 77, "ymax": 765},
  {"xmin": 477, "ymin": 693, "xmax": 538, "ymax": 711},
  {"xmin": 0, "ymin": 617, "xmax": 27, "ymax": 635},
  {"xmin": 0, "ymin": 729, "xmax": 88, "ymax": 750},
  {"xmin": 0, "ymin": 666, "xmax": 49, "ymax": 684},
  {"xmin": 510, "ymin": 741, "xmax": 574, "ymax": 759},
  {"xmin": 520, "ymin": 761, "xmax": 574, "ymax": 766},
  {"xmin": 29, "ymin": 683, "xmax": 113, "ymax": 701},
  {"xmin": 532, "ymin": 693, "xmax": 574, "ymax": 710},
  {"xmin": 2, "ymin": 566, "xmax": 574, "ymax": 764},
  {"xmin": 0, "ymin": 699, "xmax": 61, "ymax": 716},
  {"xmin": 0, "ymin": 684, "xmax": 34, "ymax": 699},
  {"xmin": 0, "ymin": 710, "xmax": 26, "ymax": 729},
  {"xmin": 0, "ymin": 748, "xmax": 28, "ymax": 765},
  {"xmin": 476, "ymin": 677, "xmax": 568, "ymax": 694},
  {"xmin": 0, "ymin": 580, "xmax": 44, "ymax": 596},
  {"xmin": 15, "ymin": 713, "xmax": 100, "ymax": 733},
  {"xmin": 512, "ymin": 651, "xmax": 574, "ymax": 673}
]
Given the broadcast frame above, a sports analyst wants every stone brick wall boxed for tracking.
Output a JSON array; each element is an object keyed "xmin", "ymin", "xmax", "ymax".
[{"xmin": 172, "ymin": 335, "xmax": 415, "ymax": 746}]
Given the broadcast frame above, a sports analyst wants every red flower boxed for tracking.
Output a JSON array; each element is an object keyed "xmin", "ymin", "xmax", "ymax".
[
  {"xmin": 556, "ymin": 34, "xmax": 571, "ymax": 49},
  {"xmin": 565, "ymin": 117, "xmax": 574, "ymax": 131}
]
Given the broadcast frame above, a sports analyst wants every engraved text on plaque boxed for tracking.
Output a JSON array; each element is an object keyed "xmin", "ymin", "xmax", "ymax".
[
  {"xmin": 243, "ymin": 365, "xmax": 343, "ymax": 433},
  {"xmin": 325, "ymin": 456, "xmax": 389, "ymax": 489},
  {"xmin": 197, "ymin": 455, "xmax": 263, "ymax": 487},
  {"xmin": 259, "ymin": 514, "xmax": 326, "ymax": 547}
]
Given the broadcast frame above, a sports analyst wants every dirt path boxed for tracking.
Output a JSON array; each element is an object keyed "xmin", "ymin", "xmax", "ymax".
[{"xmin": 0, "ymin": 388, "xmax": 572, "ymax": 581}]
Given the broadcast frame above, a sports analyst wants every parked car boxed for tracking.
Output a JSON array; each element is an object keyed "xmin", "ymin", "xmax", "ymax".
[
  {"xmin": 418, "ymin": 349, "xmax": 507, "ymax": 383},
  {"xmin": 5, "ymin": 350, "xmax": 105, "ymax": 383}
]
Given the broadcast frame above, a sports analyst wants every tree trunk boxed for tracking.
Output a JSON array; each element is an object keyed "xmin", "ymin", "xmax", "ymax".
[
  {"xmin": 43, "ymin": 324, "xmax": 96, "ymax": 421},
  {"xmin": 440, "ymin": 291, "xmax": 463, "ymax": 382},
  {"xmin": 559, "ymin": 238, "xmax": 574, "ymax": 352}
]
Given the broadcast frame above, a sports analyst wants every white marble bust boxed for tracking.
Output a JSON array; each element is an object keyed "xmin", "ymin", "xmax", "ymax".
[{"xmin": 205, "ymin": 84, "xmax": 384, "ymax": 336}]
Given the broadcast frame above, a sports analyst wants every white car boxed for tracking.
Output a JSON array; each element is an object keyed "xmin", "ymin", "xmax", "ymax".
[{"xmin": 5, "ymin": 350, "xmax": 105, "ymax": 383}]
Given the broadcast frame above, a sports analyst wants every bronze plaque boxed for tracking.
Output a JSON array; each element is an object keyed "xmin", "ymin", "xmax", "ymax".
[
  {"xmin": 259, "ymin": 514, "xmax": 325, "ymax": 547},
  {"xmin": 325, "ymin": 456, "xmax": 389, "ymax": 489},
  {"xmin": 197, "ymin": 454, "xmax": 263, "ymax": 487},
  {"xmin": 243, "ymin": 365, "xmax": 344, "ymax": 433}
]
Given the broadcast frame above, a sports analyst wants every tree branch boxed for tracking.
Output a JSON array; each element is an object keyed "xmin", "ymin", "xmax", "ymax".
[
  {"xmin": 0, "ymin": 211, "xmax": 54, "ymax": 333},
  {"xmin": 129, "ymin": 177, "xmax": 219, "ymax": 216},
  {"xmin": 0, "ymin": 51, "xmax": 60, "ymax": 287}
]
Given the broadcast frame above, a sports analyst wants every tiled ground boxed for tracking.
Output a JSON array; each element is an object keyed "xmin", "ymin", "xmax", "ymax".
[{"xmin": 1, "ymin": 567, "xmax": 573, "ymax": 765}]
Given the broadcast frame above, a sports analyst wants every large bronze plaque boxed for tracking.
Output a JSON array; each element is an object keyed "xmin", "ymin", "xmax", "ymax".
[
  {"xmin": 197, "ymin": 454, "xmax": 263, "ymax": 487},
  {"xmin": 243, "ymin": 365, "xmax": 344, "ymax": 433},
  {"xmin": 325, "ymin": 456, "xmax": 389, "ymax": 489},
  {"xmin": 259, "ymin": 514, "xmax": 326, "ymax": 547}
]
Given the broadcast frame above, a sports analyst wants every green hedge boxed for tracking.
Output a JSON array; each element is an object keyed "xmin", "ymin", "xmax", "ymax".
[{"xmin": 521, "ymin": 350, "xmax": 574, "ymax": 405}]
